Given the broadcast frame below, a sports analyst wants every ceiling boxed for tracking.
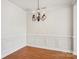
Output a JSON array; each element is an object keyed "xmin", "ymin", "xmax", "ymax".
[{"xmin": 9, "ymin": 0, "xmax": 76, "ymax": 11}]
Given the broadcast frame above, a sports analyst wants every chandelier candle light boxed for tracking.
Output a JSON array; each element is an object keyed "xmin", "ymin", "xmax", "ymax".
[{"xmin": 32, "ymin": 0, "xmax": 47, "ymax": 22}]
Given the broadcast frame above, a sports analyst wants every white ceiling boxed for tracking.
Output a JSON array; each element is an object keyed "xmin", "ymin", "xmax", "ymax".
[{"xmin": 9, "ymin": 0, "xmax": 76, "ymax": 11}]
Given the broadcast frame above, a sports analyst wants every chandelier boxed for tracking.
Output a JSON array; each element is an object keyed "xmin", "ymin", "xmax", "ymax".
[{"xmin": 32, "ymin": 0, "xmax": 46, "ymax": 22}]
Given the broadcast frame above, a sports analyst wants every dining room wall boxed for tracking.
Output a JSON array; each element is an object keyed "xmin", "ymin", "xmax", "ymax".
[{"xmin": 1, "ymin": 0, "xmax": 27, "ymax": 57}]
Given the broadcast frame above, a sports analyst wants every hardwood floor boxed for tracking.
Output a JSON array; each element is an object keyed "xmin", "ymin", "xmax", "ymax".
[{"xmin": 3, "ymin": 46, "xmax": 76, "ymax": 59}]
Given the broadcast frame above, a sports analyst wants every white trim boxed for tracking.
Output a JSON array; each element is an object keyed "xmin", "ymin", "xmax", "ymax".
[
  {"xmin": 27, "ymin": 34, "xmax": 73, "ymax": 38},
  {"xmin": 27, "ymin": 44, "xmax": 77, "ymax": 55},
  {"xmin": 2, "ymin": 44, "xmax": 26, "ymax": 58},
  {"xmin": 27, "ymin": 45, "xmax": 73, "ymax": 53}
]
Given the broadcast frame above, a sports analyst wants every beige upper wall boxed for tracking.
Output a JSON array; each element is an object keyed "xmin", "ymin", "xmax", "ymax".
[{"xmin": 27, "ymin": 6, "xmax": 73, "ymax": 35}]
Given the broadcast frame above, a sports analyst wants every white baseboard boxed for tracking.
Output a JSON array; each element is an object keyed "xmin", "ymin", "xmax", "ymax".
[
  {"xmin": 2, "ymin": 44, "xmax": 26, "ymax": 58},
  {"xmin": 27, "ymin": 44, "xmax": 73, "ymax": 53}
]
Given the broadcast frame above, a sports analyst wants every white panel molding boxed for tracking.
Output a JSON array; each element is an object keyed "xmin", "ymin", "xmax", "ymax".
[{"xmin": 27, "ymin": 34, "xmax": 73, "ymax": 38}]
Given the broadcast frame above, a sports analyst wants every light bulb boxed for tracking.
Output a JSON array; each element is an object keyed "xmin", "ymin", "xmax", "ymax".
[
  {"xmin": 32, "ymin": 11, "xmax": 35, "ymax": 13},
  {"xmin": 41, "ymin": 13, "xmax": 46, "ymax": 21},
  {"xmin": 43, "ymin": 11, "xmax": 45, "ymax": 13},
  {"xmin": 37, "ymin": 9, "xmax": 40, "ymax": 12},
  {"xmin": 32, "ymin": 14, "xmax": 36, "ymax": 21}
]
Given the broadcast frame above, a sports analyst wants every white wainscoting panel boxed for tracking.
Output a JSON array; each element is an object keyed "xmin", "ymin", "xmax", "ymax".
[{"xmin": 27, "ymin": 34, "xmax": 73, "ymax": 53}]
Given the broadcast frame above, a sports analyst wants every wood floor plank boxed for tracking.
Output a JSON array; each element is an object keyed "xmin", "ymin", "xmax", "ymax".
[{"xmin": 3, "ymin": 46, "xmax": 77, "ymax": 59}]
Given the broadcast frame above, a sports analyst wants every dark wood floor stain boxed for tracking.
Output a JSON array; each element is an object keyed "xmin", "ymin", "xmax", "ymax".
[{"xmin": 3, "ymin": 46, "xmax": 77, "ymax": 59}]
